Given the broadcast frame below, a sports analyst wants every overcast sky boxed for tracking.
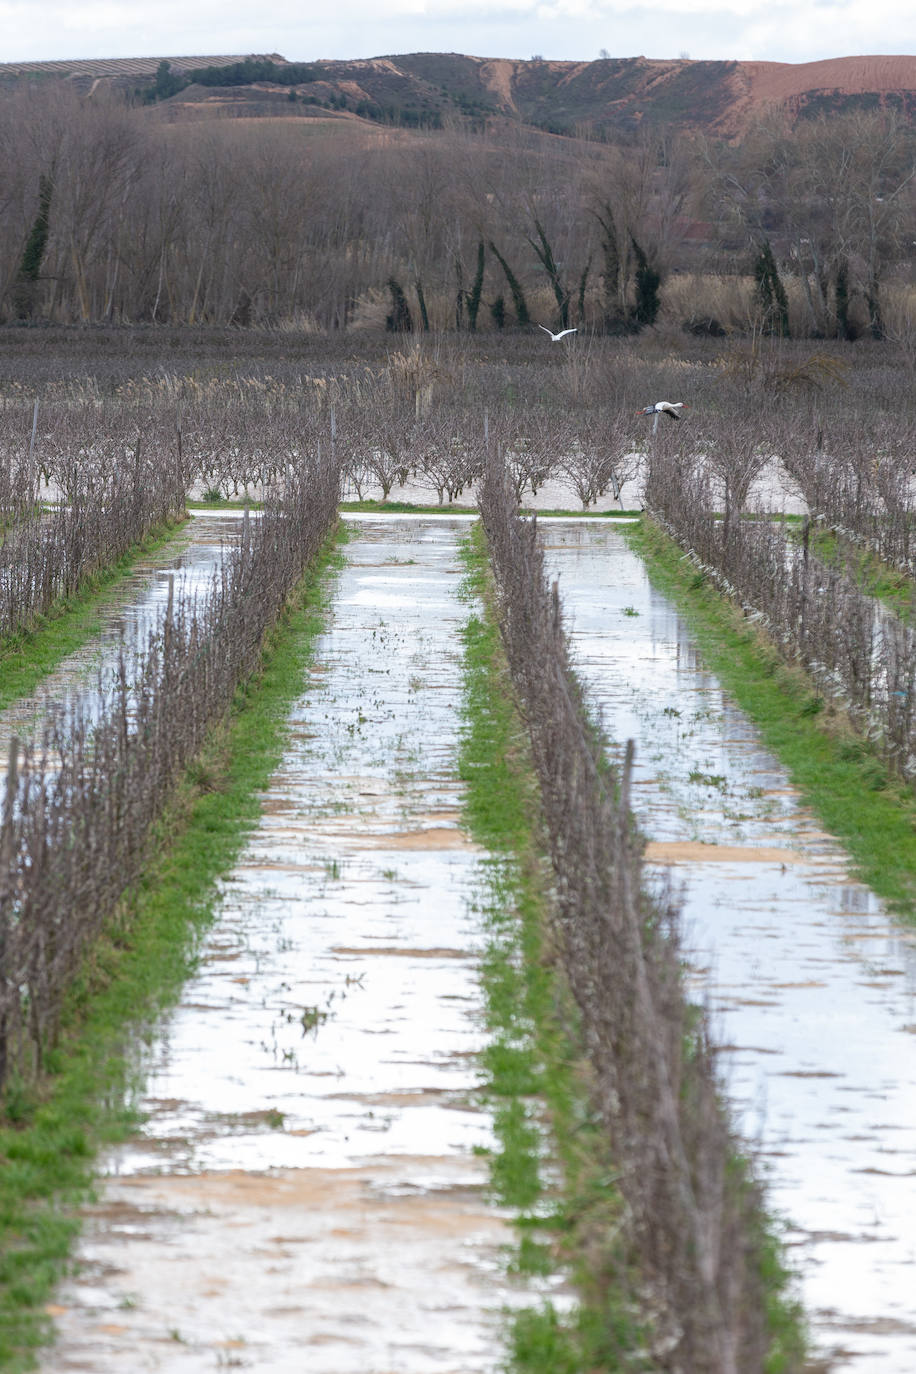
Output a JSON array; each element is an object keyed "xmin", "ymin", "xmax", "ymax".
[{"xmin": 1, "ymin": 0, "xmax": 914, "ymax": 67}]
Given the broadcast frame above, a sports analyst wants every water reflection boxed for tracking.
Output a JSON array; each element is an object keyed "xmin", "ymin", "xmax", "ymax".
[
  {"xmin": 543, "ymin": 520, "xmax": 916, "ymax": 1373},
  {"xmin": 0, "ymin": 511, "xmax": 244, "ymax": 758},
  {"xmin": 38, "ymin": 517, "xmax": 539, "ymax": 1374}
]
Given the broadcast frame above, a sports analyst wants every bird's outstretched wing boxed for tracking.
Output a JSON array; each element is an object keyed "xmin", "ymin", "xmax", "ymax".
[{"xmin": 538, "ymin": 324, "xmax": 553, "ymax": 335}]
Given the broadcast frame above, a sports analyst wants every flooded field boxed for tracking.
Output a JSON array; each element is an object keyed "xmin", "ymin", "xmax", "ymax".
[
  {"xmin": 339, "ymin": 453, "xmax": 806, "ymax": 517},
  {"xmin": 37, "ymin": 515, "xmax": 539, "ymax": 1374},
  {"xmin": 542, "ymin": 521, "xmax": 916, "ymax": 1373},
  {"xmin": 0, "ymin": 510, "xmax": 246, "ymax": 755},
  {"xmin": 20, "ymin": 511, "xmax": 916, "ymax": 1372}
]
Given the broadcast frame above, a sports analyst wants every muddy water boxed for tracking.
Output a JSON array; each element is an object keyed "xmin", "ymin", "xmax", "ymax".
[
  {"xmin": 40, "ymin": 516, "xmax": 538, "ymax": 1374},
  {"xmin": 0, "ymin": 510, "xmax": 246, "ymax": 753},
  {"xmin": 542, "ymin": 520, "xmax": 916, "ymax": 1373}
]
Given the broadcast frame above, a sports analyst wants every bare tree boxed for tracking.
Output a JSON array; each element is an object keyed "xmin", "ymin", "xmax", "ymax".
[{"xmin": 556, "ymin": 410, "xmax": 640, "ymax": 507}]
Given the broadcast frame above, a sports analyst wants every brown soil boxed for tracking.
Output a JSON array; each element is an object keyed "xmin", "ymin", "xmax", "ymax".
[
  {"xmin": 742, "ymin": 55, "xmax": 916, "ymax": 104},
  {"xmin": 645, "ymin": 840, "xmax": 805, "ymax": 864},
  {"xmin": 342, "ymin": 826, "xmax": 479, "ymax": 851},
  {"xmin": 40, "ymin": 1160, "xmax": 518, "ymax": 1373},
  {"xmin": 479, "ymin": 59, "xmax": 517, "ymax": 111}
]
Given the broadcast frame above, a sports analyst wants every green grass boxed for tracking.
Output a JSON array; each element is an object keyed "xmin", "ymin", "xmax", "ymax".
[
  {"xmin": 521, "ymin": 507, "xmax": 641, "ymax": 518},
  {"xmin": 458, "ymin": 526, "xmax": 648, "ymax": 1373},
  {"xmin": 187, "ymin": 498, "xmax": 263, "ymax": 510},
  {"xmin": 626, "ymin": 516, "xmax": 916, "ymax": 918},
  {"xmin": 0, "ymin": 518, "xmax": 190, "ymax": 711},
  {"xmin": 192, "ymin": 497, "xmax": 635, "ymax": 520},
  {"xmin": 340, "ymin": 498, "xmax": 478, "ymax": 514},
  {"xmin": 340, "ymin": 499, "xmax": 640, "ymax": 518},
  {"xmin": 0, "ymin": 526, "xmax": 345, "ymax": 1371}
]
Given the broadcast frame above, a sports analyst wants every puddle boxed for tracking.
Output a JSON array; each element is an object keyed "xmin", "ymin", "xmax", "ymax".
[
  {"xmin": 544, "ymin": 522, "xmax": 916, "ymax": 1373},
  {"xmin": 39, "ymin": 518, "xmax": 544, "ymax": 1373}
]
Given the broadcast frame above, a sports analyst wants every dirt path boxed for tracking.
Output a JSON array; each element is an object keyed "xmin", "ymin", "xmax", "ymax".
[
  {"xmin": 543, "ymin": 520, "xmax": 916, "ymax": 1373},
  {"xmin": 39, "ymin": 516, "xmax": 535, "ymax": 1373}
]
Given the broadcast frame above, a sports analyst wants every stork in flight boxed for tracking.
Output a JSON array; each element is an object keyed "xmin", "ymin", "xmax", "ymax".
[
  {"xmin": 637, "ymin": 400, "xmax": 688, "ymax": 433},
  {"xmin": 539, "ymin": 325, "xmax": 578, "ymax": 341}
]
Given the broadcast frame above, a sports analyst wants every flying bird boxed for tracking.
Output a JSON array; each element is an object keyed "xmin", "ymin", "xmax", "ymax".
[
  {"xmin": 637, "ymin": 401, "xmax": 688, "ymax": 421},
  {"xmin": 538, "ymin": 325, "xmax": 578, "ymax": 341}
]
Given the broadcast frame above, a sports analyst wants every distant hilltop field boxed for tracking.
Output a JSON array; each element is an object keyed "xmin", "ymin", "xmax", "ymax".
[{"xmin": 2, "ymin": 50, "xmax": 916, "ymax": 136}]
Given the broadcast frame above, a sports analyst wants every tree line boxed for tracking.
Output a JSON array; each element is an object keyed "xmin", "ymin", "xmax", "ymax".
[{"xmin": 0, "ymin": 78, "xmax": 914, "ymax": 337}]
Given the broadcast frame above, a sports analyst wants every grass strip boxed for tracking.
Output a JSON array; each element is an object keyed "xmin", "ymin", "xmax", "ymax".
[
  {"xmin": 0, "ymin": 518, "xmax": 190, "ymax": 711},
  {"xmin": 340, "ymin": 500, "xmax": 641, "ymax": 518},
  {"xmin": 793, "ymin": 523, "xmax": 916, "ymax": 619},
  {"xmin": 187, "ymin": 499, "xmax": 263, "ymax": 510},
  {"xmin": 520, "ymin": 508, "xmax": 641, "ymax": 519},
  {"xmin": 193, "ymin": 499, "xmax": 638, "ymax": 519},
  {"xmin": 627, "ymin": 516, "xmax": 916, "ymax": 918},
  {"xmin": 458, "ymin": 526, "xmax": 647, "ymax": 1373},
  {"xmin": 341, "ymin": 498, "xmax": 478, "ymax": 514},
  {"xmin": 0, "ymin": 525, "xmax": 345, "ymax": 1371}
]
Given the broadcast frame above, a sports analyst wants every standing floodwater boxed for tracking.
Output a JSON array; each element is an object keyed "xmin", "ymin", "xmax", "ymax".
[
  {"xmin": 542, "ymin": 520, "xmax": 916, "ymax": 1373},
  {"xmin": 0, "ymin": 509, "xmax": 247, "ymax": 755},
  {"xmin": 39, "ymin": 516, "xmax": 534, "ymax": 1374}
]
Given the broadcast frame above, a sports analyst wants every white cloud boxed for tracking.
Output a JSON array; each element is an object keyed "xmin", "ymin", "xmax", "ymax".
[
  {"xmin": 0, "ymin": 0, "xmax": 913, "ymax": 65},
  {"xmin": 740, "ymin": 2, "xmax": 916, "ymax": 60}
]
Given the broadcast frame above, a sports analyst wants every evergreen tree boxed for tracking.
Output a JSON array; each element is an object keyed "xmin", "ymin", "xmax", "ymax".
[
  {"xmin": 753, "ymin": 239, "xmax": 790, "ymax": 336},
  {"xmin": 385, "ymin": 278, "xmax": 413, "ymax": 332},
  {"xmin": 148, "ymin": 60, "xmax": 188, "ymax": 102},
  {"xmin": 527, "ymin": 216, "xmax": 569, "ymax": 327},
  {"xmin": 414, "ymin": 279, "xmax": 430, "ymax": 332},
  {"xmin": 594, "ymin": 204, "xmax": 626, "ymax": 332},
  {"xmin": 464, "ymin": 241, "xmax": 485, "ymax": 332},
  {"xmin": 834, "ymin": 259, "xmax": 854, "ymax": 340},
  {"xmin": 13, "ymin": 174, "xmax": 53, "ymax": 320},
  {"xmin": 488, "ymin": 241, "xmax": 530, "ymax": 326},
  {"xmin": 631, "ymin": 235, "xmax": 661, "ymax": 328}
]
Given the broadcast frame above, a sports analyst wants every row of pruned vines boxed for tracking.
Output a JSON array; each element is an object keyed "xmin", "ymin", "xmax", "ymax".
[
  {"xmin": 0, "ymin": 456, "xmax": 339, "ymax": 1091},
  {"xmin": 478, "ymin": 461, "xmax": 800, "ymax": 1374}
]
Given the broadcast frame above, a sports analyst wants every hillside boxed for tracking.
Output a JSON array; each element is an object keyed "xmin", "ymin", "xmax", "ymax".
[
  {"xmin": 3, "ymin": 50, "xmax": 915, "ymax": 137},
  {"xmin": 347, "ymin": 51, "xmax": 916, "ymax": 135}
]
